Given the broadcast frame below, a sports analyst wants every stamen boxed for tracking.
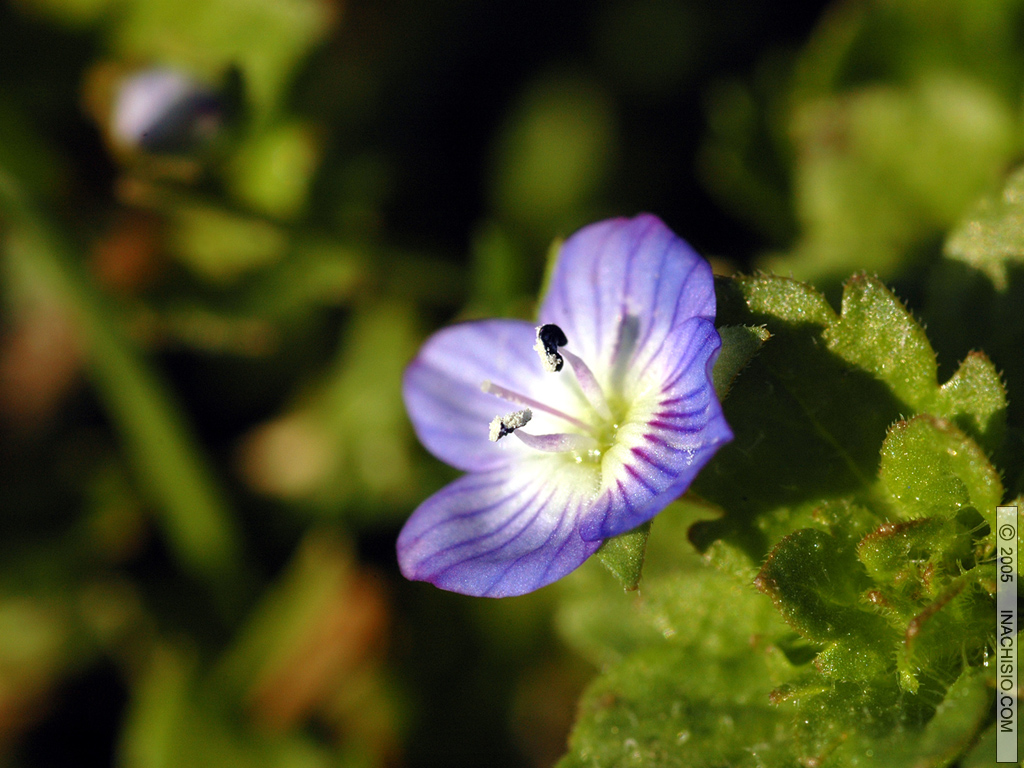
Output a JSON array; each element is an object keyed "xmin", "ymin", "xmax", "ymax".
[
  {"xmin": 560, "ymin": 349, "xmax": 613, "ymax": 421},
  {"xmin": 489, "ymin": 408, "xmax": 532, "ymax": 442},
  {"xmin": 481, "ymin": 381, "xmax": 594, "ymax": 434},
  {"xmin": 533, "ymin": 324, "xmax": 613, "ymax": 421},
  {"xmin": 534, "ymin": 324, "xmax": 568, "ymax": 372},
  {"xmin": 514, "ymin": 430, "xmax": 599, "ymax": 453}
]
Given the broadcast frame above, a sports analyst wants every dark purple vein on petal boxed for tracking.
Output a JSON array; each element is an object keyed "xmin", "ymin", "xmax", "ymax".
[
  {"xmin": 481, "ymin": 488, "xmax": 577, "ymax": 596},
  {"xmin": 622, "ymin": 462, "xmax": 658, "ymax": 495},
  {"xmin": 404, "ymin": 479, "xmax": 525, "ymax": 545},
  {"xmin": 429, "ymin": 482, "xmax": 561, "ymax": 579},
  {"xmin": 536, "ymin": 496, "xmax": 588, "ymax": 585}
]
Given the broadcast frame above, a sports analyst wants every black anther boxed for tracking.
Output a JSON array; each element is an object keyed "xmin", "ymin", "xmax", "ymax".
[{"xmin": 537, "ymin": 324, "xmax": 568, "ymax": 372}]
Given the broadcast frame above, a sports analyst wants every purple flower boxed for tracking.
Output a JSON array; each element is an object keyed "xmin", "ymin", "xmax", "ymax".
[{"xmin": 398, "ymin": 215, "xmax": 732, "ymax": 597}]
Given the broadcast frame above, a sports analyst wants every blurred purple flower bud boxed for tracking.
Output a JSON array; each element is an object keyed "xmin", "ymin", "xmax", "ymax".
[{"xmin": 112, "ymin": 68, "xmax": 223, "ymax": 153}]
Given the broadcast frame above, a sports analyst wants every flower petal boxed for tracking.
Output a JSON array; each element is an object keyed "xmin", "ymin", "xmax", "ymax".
[
  {"xmin": 397, "ymin": 460, "xmax": 602, "ymax": 597},
  {"xmin": 403, "ymin": 319, "xmax": 548, "ymax": 472},
  {"xmin": 579, "ymin": 317, "xmax": 732, "ymax": 540},
  {"xmin": 538, "ymin": 214, "xmax": 715, "ymax": 389}
]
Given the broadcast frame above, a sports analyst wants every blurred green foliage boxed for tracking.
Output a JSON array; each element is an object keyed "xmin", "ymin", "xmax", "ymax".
[{"xmin": 0, "ymin": 0, "xmax": 1021, "ymax": 766}]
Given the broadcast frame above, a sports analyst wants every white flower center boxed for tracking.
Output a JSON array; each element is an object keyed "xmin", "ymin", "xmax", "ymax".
[{"xmin": 482, "ymin": 324, "xmax": 623, "ymax": 464}]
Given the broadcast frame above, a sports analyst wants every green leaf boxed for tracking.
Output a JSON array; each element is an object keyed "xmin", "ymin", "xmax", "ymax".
[
  {"xmin": 872, "ymin": 667, "xmax": 991, "ymax": 768},
  {"xmin": 594, "ymin": 522, "xmax": 651, "ymax": 592},
  {"xmin": 946, "ymin": 164, "xmax": 1024, "ymax": 290},
  {"xmin": 855, "ymin": 514, "xmax": 993, "ymax": 695},
  {"xmin": 825, "ymin": 273, "xmax": 936, "ymax": 408},
  {"xmin": 927, "ymin": 180, "xmax": 1024, "ymax": 436},
  {"xmin": 559, "ymin": 642, "xmax": 791, "ymax": 768},
  {"xmin": 692, "ymin": 275, "xmax": 906, "ymax": 562},
  {"xmin": 754, "ymin": 528, "xmax": 890, "ymax": 650},
  {"xmin": 929, "ymin": 351, "xmax": 1007, "ymax": 456},
  {"xmin": 712, "ymin": 324, "xmax": 770, "ymax": 399},
  {"xmin": 771, "ymin": 668, "xmax": 990, "ymax": 768},
  {"xmin": 896, "ymin": 574, "xmax": 992, "ymax": 694},
  {"xmin": 643, "ymin": 271, "xmax": 1005, "ymax": 767},
  {"xmin": 880, "ymin": 415, "xmax": 1003, "ymax": 526},
  {"xmin": 558, "ymin": 500, "xmax": 785, "ymax": 670},
  {"xmin": 561, "ymin": 271, "xmax": 1006, "ymax": 768},
  {"xmin": 732, "ymin": 272, "xmax": 836, "ymax": 326},
  {"xmin": 693, "ymin": 273, "xmax": 1005, "ymax": 564},
  {"xmin": 558, "ymin": 567, "xmax": 798, "ymax": 768},
  {"xmin": 856, "ymin": 517, "xmax": 965, "ymax": 593},
  {"xmin": 840, "ymin": 666, "xmax": 993, "ymax": 767},
  {"xmin": 960, "ymin": 721, "xmax": 1000, "ymax": 768},
  {"xmin": 811, "ymin": 498, "xmax": 879, "ymax": 545}
]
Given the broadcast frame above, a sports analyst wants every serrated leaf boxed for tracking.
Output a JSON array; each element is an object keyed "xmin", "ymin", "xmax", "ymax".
[
  {"xmin": 562, "ymin": 555, "xmax": 992, "ymax": 768},
  {"xmin": 561, "ymin": 271, "xmax": 1007, "ymax": 768},
  {"xmin": 946, "ymin": 164, "xmax": 1024, "ymax": 290},
  {"xmin": 558, "ymin": 568, "xmax": 798, "ymax": 768},
  {"xmin": 811, "ymin": 499, "xmax": 879, "ymax": 545},
  {"xmin": 825, "ymin": 273, "xmax": 936, "ymax": 408},
  {"xmin": 860, "ymin": 666, "xmax": 992, "ymax": 768},
  {"xmin": 693, "ymin": 273, "xmax": 1005, "ymax": 566},
  {"xmin": 856, "ymin": 517, "xmax": 964, "ymax": 592},
  {"xmin": 896, "ymin": 575, "xmax": 992, "ymax": 694},
  {"xmin": 754, "ymin": 528, "xmax": 886, "ymax": 644},
  {"xmin": 880, "ymin": 415, "xmax": 1003, "ymax": 525},
  {"xmin": 930, "ymin": 351, "xmax": 1007, "ymax": 455},
  {"xmin": 776, "ymin": 675, "xmax": 934, "ymax": 764},
  {"xmin": 558, "ymin": 502, "xmax": 786, "ymax": 668},
  {"xmin": 558, "ymin": 643, "xmax": 791, "ymax": 768},
  {"xmin": 812, "ymin": 640, "xmax": 889, "ymax": 682},
  {"xmin": 921, "ymin": 258, "xmax": 1024, "ymax": 440},
  {"xmin": 779, "ymin": 667, "xmax": 990, "ymax": 768},
  {"xmin": 826, "ymin": 277, "xmax": 1008, "ymax": 451},
  {"xmin": 729, "ymin": 273, "xmax": 836, "ymax": 326},
  {"xmin": 692, "ymin": 275, "xmax": 910, "ymax": 562}
]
